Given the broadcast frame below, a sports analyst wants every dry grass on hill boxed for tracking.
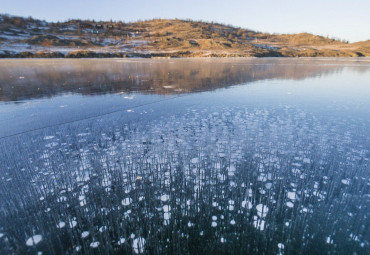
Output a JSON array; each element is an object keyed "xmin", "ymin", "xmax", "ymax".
[{"xmin": 0, "ymin": 15, "xmax": 369, "ymax": 57}]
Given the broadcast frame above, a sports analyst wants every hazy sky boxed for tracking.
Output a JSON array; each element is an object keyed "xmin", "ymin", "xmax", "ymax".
[{"xmin": 1, "ymin": 0, "xmax": 369, "ymax": 42}]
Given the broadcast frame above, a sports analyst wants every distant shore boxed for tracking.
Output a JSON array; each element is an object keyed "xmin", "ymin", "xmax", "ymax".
[
  {"xmin": 2, "ymin": 14, "xmax": 369, "ymax": 59},
  {"xmin": 1, "ymin": 50, "xmax": 369, "ymax": 59}
]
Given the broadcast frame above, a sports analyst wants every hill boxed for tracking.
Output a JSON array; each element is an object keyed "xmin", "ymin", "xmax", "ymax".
[{"xmin": 0, "ymin": 14, "xmax": 369, "ymax": 58}]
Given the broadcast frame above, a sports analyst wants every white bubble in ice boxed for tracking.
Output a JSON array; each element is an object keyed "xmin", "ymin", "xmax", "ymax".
[
  {"xmin": 122, "ymin": 198, "xmax": 132, "ymax": 206},
  {"xmin": 90, "ymin": 241, "xmax": 100, "ymax": 248},
  {"xmin": 253, "ymin": 219, "xmax": 265, "ymax": 231},
  {"xmin": 99, "ymin": 226, "xmax": 107, "ymax": 232},
  {"xmin": 211, "ymin": 222, "xmax": 217, "ymax": 227},
  {"xmin": 326, "ymin": 236, "xmax": 333, "ymax": 244},
  {"xmin": 161, "ymin": 194, "xmax": 169, "ymax": 202},
  {"xmin": 256, "ymin": 204, "xmax": 269, "ymax": 218},
  {"xmin": 26, "ymin": 235, "xmax": 42, "ymax": 246},
  {"xmin": 341, "ymin": 179, "xmax": 350, "ymax": 185},
  {"xmin": 247, "ymin": 189, "xmax": 253, "ymax": 197},
  {"xmin": 133, "ymin": 237, "xmax": 146, "ymax": 254},
  {"xmin": 69, "ymin": 220, "xmax": 77, "ymax": 228},
  {"xmin": 81, "ymin": 231, "xmax": 90, "ymax": 238},
  {"xmin": 163, "ymin": 205, "xmax": 171, "ymax": 212},
  {"xmin": 191, "ymin": 158, "xmax": 199, "ymax": 164},
  {"xmin": 118, "ymin": 237, "xmax": 126, "ymax": 245},
  {"xmin": 265, "ymin": 183, "xmax": 272, "ymax": 189},
  {"xmin": 287, "ymin": 191, "xmax": 296, "ymax": 200},
  {"xmin": 301, "ymin": 207, "xmax": 308, "ymax": 213},
  {"xmin": 286, "ymin": 201, "xmax": 294, "ymax": 208},
  {"xmin": 164, "ymin": 212, "xmax": 171, "ymax": 220},
  {"xmin": 57, "ymin": 221, "xmax": 65, "ymax": 228},
  {"xmin": 241, "ymin": 200, "xmax": 253, "ymax": 209},
  {"xmin": 57, "ymin": 196, "xmax": 67, "ymax": 202}
]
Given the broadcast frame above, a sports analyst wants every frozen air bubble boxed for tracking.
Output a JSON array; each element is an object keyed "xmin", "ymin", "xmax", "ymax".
[
  {"xmin": 341, "ymin": 179, "xmax": 350, "ymax": 185},
  {"xmin": 161, "ymin": 194, "xmax": 169, "ymax": 202},
  {"xmin": 90, "ymin": 241, "xmax": 100, "ymax": 248},
  {"xmin": 57, "ymin": 221, "xmax": 65, "ymax": 228},
  {"xmin": 164, "ymin": 212, "xmax": 171, "ymax": 220},
  {"xmin": 26, "ymin": 235, "xmax": 42, "ymax": 246},
  {"xmin": 81, "ymin": 231, "xmax": 90, "ymax": 238},
  {"xmin": 253, "ymin": 219, "xmax": 265, "ymax": 231},
  {"xmin": 191, "ymin": 158, "xmax": 199, "ymax": 164},
  {"xmin": 118, "ymin": 238, "xmax": 126, "ymax": 245},
  {"xmin": 122, "ymin": 198, "xmax": 132, "ymax": 206},
  {"xmin": 278, "ymin": 243, "xmax": 285, "ymax": 249},
  {"xmin": 163, "ymin": 205, "xmax": 171, "ymax": 212},
  {"xmin": 241, "ymin": 200, "xmax": 253, "ymax": 209},
  {"xmin": 256, "ymin": 204, "xmax": 269, "ymax": 218},
  {"xmin": 69, "ymin": 220, "xmax": 77, "ymax": 228},
  {"xmin": 326, "ymin": 236, "xmax": 333, "ymax": 244},
  {"xmin": 133, "ymin": 237, "xmax": 146, "ymax": 254},
  {"xmin": 286, "ymin": 201, "xmax": 294, "ymax": 208},
  {"xmin": 287, "ymin": 192, "xmax": 296, "ymax": 200}
]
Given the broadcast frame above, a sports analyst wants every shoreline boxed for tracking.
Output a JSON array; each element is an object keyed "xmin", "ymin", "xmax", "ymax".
[{"xmin": 1, "ymin": 51, "xmax": 368, "ymax": 59}]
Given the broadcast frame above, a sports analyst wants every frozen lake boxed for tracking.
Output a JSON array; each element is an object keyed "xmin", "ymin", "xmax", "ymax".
[{"xmin": 0, "ymin": 58, "xmax": 369, "ymax": 254}]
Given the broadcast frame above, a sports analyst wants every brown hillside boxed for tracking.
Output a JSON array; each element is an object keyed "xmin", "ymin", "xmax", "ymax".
[{"xmin": 0, "ymin": 14, "xmax": 369, "ymax": 57}]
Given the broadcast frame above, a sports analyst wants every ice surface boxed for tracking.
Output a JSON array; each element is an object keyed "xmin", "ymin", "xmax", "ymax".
[{"xmin": 1, "ymin": 68, "xmax": 369, "ymax": 254}]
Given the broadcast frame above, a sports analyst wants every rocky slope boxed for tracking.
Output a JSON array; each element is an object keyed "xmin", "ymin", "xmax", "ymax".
[{"xmin": 1, "ymin": 14, "xmax": 369, "ymax": 58}]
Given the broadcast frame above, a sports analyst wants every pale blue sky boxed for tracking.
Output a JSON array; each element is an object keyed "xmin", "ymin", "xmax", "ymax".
[{"xmin": 1, "ymin": 0, "xmax": 369, "ymax": 42}]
